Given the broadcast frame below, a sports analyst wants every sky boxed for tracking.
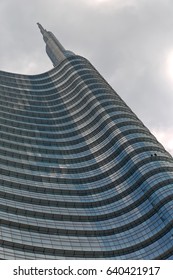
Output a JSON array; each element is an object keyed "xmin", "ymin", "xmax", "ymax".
[{"xmin": 0, "ymin": 0, "xmax": 173, "ymax": 155}]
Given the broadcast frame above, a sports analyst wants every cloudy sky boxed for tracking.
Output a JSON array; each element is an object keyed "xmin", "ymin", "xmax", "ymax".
[{"xmin": 0, "ymin": 0, "xmax": 173, "ymax": 155}]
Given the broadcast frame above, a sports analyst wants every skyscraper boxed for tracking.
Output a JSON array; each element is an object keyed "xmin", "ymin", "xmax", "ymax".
[{"xmin": 0, "ymin": 24, "xmax": 172, "ymax": 260}]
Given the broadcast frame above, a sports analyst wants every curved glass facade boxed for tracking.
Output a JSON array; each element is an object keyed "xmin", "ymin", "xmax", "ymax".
[{"xmin": 0, "ymin": 27, "xmax": 173, "ymax": 260}]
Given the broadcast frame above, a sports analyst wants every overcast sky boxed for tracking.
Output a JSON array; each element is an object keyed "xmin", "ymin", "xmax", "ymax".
[{"xmin": 0, "ymin": 0, "xmax": 173, "ymax": 155}]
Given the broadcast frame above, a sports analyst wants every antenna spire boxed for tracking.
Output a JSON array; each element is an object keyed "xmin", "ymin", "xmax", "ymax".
[
  {"xmin": 37, "ymin": 23, "xmax": 46, "ymax": 35},
  {"xmin": 37, "ymin": 23, "xmax": 75, "ymax": 66}
]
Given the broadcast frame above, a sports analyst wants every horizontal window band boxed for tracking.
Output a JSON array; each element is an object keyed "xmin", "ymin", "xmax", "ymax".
[
  {"xmin": 0, "ymin": 116, "xmax": 142, "ymax": 138},
  {"xmin": 0, "ymin": 128, "xmax": 162, "ymax": 155},
  {"xmin": 0, "ymin": 195, "xmax": 172, "ymax": 234},
  {"xmin": 0, "ymin": 139, "xmax": 164, "ymax": 169},
  {"xmin": 0, "ymin": 57, "xmax": 96, "ymax": 89},
  {"xmin": 0, "ymin": 94, "xmax": 127, "ymax": 120},
  {"xmin": 0, "ymin": 147, "xmax": 168, "ymax": 180},
  {"xmin": 0, "ymin": 86, "xmax": 124, "ymax": 112},
  {"xmin": 0, "ymin": 56, "xmax": 105, "ymax": 87},
  {"xmin": 0, "ymin": 67, "xmax": 108, "ymax": 97},
  {"xmin": 0, "ymin": 158, "xmax": 173, "ymax": 196},
  {"xmin": 0, "ymin": 57, "xmax": 112, "ymax": 95},
  {"xmin": 0, "ymin": 151, "xmax": 172, "ymax": 185},
  {"xmin": 0, "ymin": 90, "xmax": 124, "ymax": 119},
  {"xmin": 0, "ymin": 221, "xmax": 172, "ymax": 258},
  {"xmin": 0, "ymin": 86, "xmax": 119, "ymax": 113},
  {"xmin": 0, "ymin": 167, "xmax": 172, "ymax": 208},
  {"xmin": 0, "ymin": 108, "xmax": 136, "ymax": 132},
  {"xmin": 0, "ymin": 120, "xmax": 155, "ymax": 147}
]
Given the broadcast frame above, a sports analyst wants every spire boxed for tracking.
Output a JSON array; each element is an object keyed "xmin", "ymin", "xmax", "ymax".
[
  {"xmin": 37, "ymin": 23, "xmax": 75, "ymax": 67},
  {"xmin": 37, "ymin": 23, "xmax": 46, "ymax": 35}
]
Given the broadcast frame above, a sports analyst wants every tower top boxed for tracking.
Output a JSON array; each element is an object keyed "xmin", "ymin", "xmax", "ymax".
[
  {"xmin": 37, "ymin": 23, "xmax": 46, "ymax": 35},
  {"xmin": 37, "ymin": 23, "xmax": 75, "ymax": 66}
]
